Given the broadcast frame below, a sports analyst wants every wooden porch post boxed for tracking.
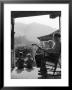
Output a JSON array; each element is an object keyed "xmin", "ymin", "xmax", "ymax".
[{"xmin": 11, "ymin": 17, "xmax": 15, "ymax": 69}]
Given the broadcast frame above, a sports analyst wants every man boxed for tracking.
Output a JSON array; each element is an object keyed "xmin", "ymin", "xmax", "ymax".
[{"xmin": 46, "ymin": 33, "xmax": 61, "ymax": 75}]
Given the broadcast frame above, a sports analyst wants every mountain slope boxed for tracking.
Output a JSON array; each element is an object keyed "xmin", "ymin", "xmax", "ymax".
[{"xmin": 14, "ymin": 22, "xmax": 57, "ymax": 47}]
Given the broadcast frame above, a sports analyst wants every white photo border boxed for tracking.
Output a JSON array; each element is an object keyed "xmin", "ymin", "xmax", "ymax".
[{"xmin": 4, "ymin": 4, "xmax": 69, "ymax": 87}]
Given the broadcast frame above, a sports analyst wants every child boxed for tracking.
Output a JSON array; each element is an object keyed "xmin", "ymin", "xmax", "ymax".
[{"xmin": 26, "ymin": 53, "xmax": 33, "ymax": 69}]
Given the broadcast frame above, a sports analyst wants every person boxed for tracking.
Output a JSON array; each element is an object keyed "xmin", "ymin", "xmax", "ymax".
[
  {"xmin": 16, "ymin": 58, "xmax": 24, "ymax": 70},
  {"xmin": 46, "ymin": 33, "xmax": 61, "ymax": 75},
  {"xmin": 39, "ymin": 55, "xmax": 47, "ymax": 79},
  {"xmin": 15, "ymin": 51, "xmax": 24, "ymax": 70},
  {"xmin": 25, "ymin": 53, "xmax": 33, "ymax": 69}
]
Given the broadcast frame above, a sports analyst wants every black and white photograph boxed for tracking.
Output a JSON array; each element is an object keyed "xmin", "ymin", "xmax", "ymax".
[
  {"xmin": 4, "ymin": 4, "xmax": 69, "ymax": 86},
  {"xmin": 11, "ymin": 11, "xmax": 61, "ymax": 79}
]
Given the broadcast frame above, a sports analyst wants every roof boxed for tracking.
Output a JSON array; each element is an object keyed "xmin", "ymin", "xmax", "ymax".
[
  {"xmin": 38, "ymin": 30, "xmax": 60, "ymax": 41},
  {"xmin": 11, "ymin": 11, "xmax": 61, "ymax": 18},
  {"xmin": 38, "ymin": 34, "xmax": 53, "ymax": 41}
]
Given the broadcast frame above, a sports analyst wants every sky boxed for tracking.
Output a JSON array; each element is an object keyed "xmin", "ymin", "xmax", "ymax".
[
  {"xmin": 14, "ymin": 15, "xmax": 59, "ymax": 43},
  {"xmin": 15, "ymin": 14, "xmax": 59, "ymax": 29}
]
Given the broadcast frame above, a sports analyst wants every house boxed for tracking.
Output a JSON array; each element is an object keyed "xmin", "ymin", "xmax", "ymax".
[{"xmin": 37, "ymin": 30, "xmax": 60, "ymax": 49}]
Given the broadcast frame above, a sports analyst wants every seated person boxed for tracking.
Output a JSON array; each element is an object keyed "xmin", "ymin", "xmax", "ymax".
[
  {"xmin": 16, "ymin": 58, "xmax": 24, "ymax": 69},
  {"xmin": 25, "ymin": 53, "xmax": 33, "ymax": 69}
]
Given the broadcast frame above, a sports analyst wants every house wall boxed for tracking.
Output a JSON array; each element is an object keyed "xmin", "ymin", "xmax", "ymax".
[{"xmin": 40, "ymin": 40, "xmax": 55, "ymax": 49}]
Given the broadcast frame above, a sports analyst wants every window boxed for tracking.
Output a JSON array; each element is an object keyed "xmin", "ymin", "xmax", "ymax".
[{"xmin": 44, "ymin": 40, "xmax": 55, "ymax": 49}]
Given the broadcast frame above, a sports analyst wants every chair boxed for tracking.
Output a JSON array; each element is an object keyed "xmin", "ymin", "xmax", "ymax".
[{"xmin": 44, "ymin": 52, "xmax": 61, "ymax": 76}]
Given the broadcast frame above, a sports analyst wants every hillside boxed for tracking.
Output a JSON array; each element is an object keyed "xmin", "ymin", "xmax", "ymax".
[{"xmin": 14, "ymin": 22, "xmax": 57, "ymax": 47}]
